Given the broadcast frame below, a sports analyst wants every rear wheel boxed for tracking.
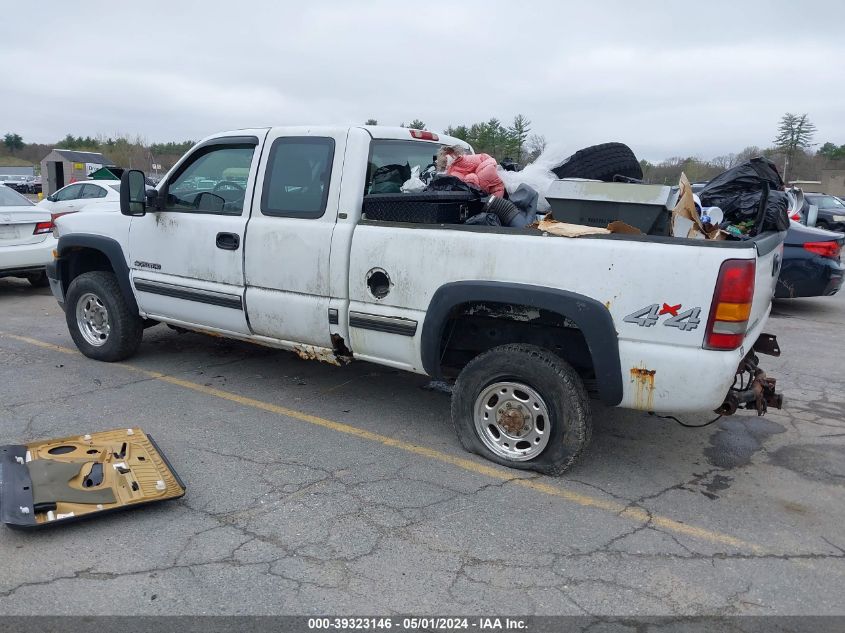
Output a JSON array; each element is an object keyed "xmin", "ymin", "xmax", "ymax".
[
  {"xmin": 551, "ymin": 142, "xmax": 643, "ymax": 182},
  {"xmin": 451, "ymin": 344, "xmax": 591, "ymax": 475},
  {"xmin": 65, "ymin": 271, "xmax": 143, "ymax": 361},
  {"xmin": 26, "ymin": 271, "xmax": 49, "ymax": 288}
]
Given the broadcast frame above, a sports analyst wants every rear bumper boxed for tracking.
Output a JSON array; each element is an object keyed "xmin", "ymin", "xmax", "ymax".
[
  {"xmin": 0, "ymin": 238, "xmax": 54, "ymax": 278},
  {"xmin": 617, "ymin": 312, "xmax": 774, "ymax": 413}
]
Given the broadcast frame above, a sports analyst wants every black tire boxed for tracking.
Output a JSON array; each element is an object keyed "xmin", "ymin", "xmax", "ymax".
[
  {"xmin": 551, "ymin": 142, "xmax": 643, "ymax": 182},
  {"xmin": 26, "ymin": 271, "xmax": 49, "ymax": 288},
  {"xmin": 451, "ymin": 344, "xmax": 591, "ymax": 475},
  {"xmin": 65, "ymin": 271, "xmax": 143, "ymax": 362}
]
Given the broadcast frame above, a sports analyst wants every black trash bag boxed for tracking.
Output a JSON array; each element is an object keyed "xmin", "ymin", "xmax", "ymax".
[
  {"xmin": 425, "ymin": 175, "xmax": 487, "ymax": 197},
  {"xmin": 370, "ymin": 163, "xmax": 411, "ymax": 194},
  {"xmin": 764, "ymin": 190, "xmax": 790, "ymax": 231},
  {"xmin": 509, "ymin": 184, "xmax": 539, "ymax": 216},
  {"xmin": 464, "ymin": 212, "xmax": 502, "ymax": 226},
  {"xmin": 699, "ymin": 157, "xmax": 789, "ymax": 232},
  {"xmin": 500, "ymin": 158, "xmax": 521, "ymax": 172}
]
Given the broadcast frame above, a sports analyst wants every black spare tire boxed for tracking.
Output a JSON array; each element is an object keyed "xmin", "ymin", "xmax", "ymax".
[{"xmin": 551, "ymin": 142, "xmax": 642, "ymax": 182}]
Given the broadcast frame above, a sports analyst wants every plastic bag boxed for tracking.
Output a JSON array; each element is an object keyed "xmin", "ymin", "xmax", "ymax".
[
  {"xmin": 699, "ymin": 158, "xmax": 789, "ymax": 232},
  {"xmin": 400, "ymin": 166, "xmax": 426, "ymax": 193},
  {"xmin": 496, "ymin": 144, "xmax": 574, "ymax": 213}
]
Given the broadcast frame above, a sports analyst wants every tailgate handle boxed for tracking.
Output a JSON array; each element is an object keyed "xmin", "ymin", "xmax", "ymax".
[{"xmin": 216, "ymin": 232, "xmax": 240, "ymax": 251}]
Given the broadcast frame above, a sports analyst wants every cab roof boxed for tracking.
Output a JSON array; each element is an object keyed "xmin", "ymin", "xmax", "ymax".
[{"xmin": 212, "ymin": 126, "xmax": 472, "ymax": 152}]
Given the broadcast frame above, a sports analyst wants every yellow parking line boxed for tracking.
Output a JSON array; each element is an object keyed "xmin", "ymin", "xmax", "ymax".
[{"xmin": 1, "ymin": 331, "xmax": 762, "ymax": 553}]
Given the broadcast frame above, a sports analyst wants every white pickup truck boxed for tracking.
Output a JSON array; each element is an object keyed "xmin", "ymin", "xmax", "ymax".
[{"xmin": 47, "ymin": 126, "xmax": 785, "ymax": 474}]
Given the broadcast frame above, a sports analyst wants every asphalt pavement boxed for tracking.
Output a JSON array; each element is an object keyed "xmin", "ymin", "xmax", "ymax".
[{"xmin": 0, "ymin": 280, "xmax": 843, "ymax": 616}]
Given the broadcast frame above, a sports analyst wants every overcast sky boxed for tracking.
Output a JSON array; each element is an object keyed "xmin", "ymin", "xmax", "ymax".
[{"xmin": 3, "ymin": 0, "xmax": 843, "ymax": 161}]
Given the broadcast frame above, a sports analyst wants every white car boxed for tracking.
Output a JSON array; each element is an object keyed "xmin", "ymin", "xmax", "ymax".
[
  {"xmin": 0, "ymin": 185, "xmax": 57, "ymax": 287},
  {"xmin": 38, "ymin": 180, "xmax": 121, "ymax": 215}
]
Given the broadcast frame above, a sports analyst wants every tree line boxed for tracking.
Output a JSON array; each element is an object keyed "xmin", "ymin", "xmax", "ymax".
[
  {"xmin": 3, "ymin": 112, "xmax": 842, "ymax": 183},
  {"xmin": 365, "ymin": 115, "xmax": 546, "ymax": 164}
]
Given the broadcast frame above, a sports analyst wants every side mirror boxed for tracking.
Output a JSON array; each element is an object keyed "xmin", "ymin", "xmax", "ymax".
[
  {"xmin": 47, "ymin": 194, "xmax": 57, "ymax": 202},
  {"xmin": 120, "ymin": 169, "xmax": 148, "ymax": 216},
  {"xmin": 807, "ymin": 204, "xmax": 819, "ymax": 228}
]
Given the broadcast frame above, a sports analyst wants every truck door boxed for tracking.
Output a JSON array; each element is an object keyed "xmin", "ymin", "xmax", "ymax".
[
  {"xmin": 127, "ymin": 132, "xmax": 267, "ymax": 334},
  {"xmin": 243, "ymin": 128, "xmax": 347, "ymax": 348}
]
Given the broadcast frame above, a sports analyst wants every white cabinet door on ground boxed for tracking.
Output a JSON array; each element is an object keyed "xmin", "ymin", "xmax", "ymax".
[
  {"xmin": 128, "ymin": 133, "xmax": 266, "ymax": 334},
  {"xmin": 244, "ymin": 129, "xmax": 347, "ymax": 348}
]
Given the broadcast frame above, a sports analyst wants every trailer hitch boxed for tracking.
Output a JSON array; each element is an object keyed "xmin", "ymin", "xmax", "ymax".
[{"xmin": 716, "ymin": 334, "xmax": 784, "ymax": 416}]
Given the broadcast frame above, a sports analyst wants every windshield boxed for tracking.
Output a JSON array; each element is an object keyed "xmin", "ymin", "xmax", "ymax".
[
  {"xmin": 807, "ymin": 195, "xmax": 845, "ymax": 209},
  {"xmin": 366, "ymin": 139, "xmax": 446, "ymax": 194},
  {"xmin": 0, "ymin": 185, "xmax": 33, "ymax": 206}
]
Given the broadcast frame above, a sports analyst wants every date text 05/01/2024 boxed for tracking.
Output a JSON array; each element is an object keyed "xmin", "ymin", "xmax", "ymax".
[{"xmin": 307, "ymin": 617, "xmax": 528, "ymax": 630}]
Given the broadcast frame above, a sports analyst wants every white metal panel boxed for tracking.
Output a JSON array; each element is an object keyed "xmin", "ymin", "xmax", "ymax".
[
  {"xmin": 243, "ymin": 127, "xmax": 348, "ymax": 347},
  {"xmin": 347, "ymin": 223, "xmax": 756, "ymax": 394},
  {"xmin": 126, "ymin": 128, "xmax": 269, "ymax": 334}
]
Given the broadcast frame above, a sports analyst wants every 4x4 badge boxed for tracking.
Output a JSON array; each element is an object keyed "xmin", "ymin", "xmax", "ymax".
[{"xmin": 624, "ymin": 303, "xmax": 701, "ymax": 331}]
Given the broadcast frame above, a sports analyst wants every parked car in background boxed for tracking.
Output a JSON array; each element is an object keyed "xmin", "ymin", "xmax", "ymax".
[
  {"xmin": 1, "ymin": 175, "xmax": 34, "ymax": 193},
  {"xmin": 38, "ymin": 180, "xmax": 122, "ymax": 215},
  {"xmin": 0, "ymin": 185, "xmax": 58, "ymax": 287},
  {"xmin": 804, "ymin": 193, "xmax": 845, "ymax": 232},
  {"xmin": 775, "ymin": 221, "xmax": 844, "ymax": 298},
  {"xmin": 25, "ymin": 176, "xmax": 42, "ymax": 195}
]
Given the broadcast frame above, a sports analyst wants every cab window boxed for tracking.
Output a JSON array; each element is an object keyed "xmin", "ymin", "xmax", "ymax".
[
  {"xmin": 365, "ymin": 139, "xmax": 445, "ymax": 194},
  {"xmin": 165, "ymin": 145, "xmax": 255, "ymax": 215},
  {"xmin": 261, "ymin": 137, "xmax": 334, "ymax": 218}
]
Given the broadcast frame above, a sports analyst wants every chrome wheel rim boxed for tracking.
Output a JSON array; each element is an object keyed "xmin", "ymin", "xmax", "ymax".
[
  {"xmin": 75, "ymin": 292, "xmax": 110, "ymax": 347},
  {"xmin": 473, "ymin": 381, "xmax": 551, "ymax": 461}
]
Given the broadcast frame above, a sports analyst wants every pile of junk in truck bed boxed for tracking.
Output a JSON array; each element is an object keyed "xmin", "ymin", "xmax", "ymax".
[{"xmin": 362, "ymin": 141, "xmax": 792, "ymax": 239}]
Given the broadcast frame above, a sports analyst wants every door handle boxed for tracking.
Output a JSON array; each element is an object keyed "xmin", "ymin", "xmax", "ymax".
[{"xmin": 216, "ymin": 232, "xmax": 240, "ymax": 250}]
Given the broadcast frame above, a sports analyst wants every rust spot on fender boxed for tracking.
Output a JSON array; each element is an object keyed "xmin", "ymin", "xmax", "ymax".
[{"xmin": 630, "ymin": 366, "xmax": 656, "ymax": 411}]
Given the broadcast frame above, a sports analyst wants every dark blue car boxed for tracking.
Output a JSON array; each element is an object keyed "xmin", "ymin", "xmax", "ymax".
[{"xmin": 775, "ymin": 221, "xmax": 844, "ymax": 298}]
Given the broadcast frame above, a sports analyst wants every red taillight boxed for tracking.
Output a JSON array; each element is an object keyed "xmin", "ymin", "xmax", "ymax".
[
  {"xmin": 704, "ymin": 259, "xmax": 756, "ymax": 350},
  {"xmin": 790, "ymin": 212, "xmax": 801, "ymax": 221},
  {"xmin": 409, "ymin": 129, "xmax": 439, "ymax": 141},
  {"xmin": 33, "ymin": 221, "xmax": 53, "ymax": 235},
  {"xmin": 804, "ymin": 241, "xmax": 841, "ymax": 259}
]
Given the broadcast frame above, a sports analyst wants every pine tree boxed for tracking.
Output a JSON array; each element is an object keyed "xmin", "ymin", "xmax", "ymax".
[
  {"xmin": 773, "ymin": 113, "xmax": 816, "ymax": 180},
  {"xmin": 507, "ymin": 115, "xmax": 531, "ymax": 162}
]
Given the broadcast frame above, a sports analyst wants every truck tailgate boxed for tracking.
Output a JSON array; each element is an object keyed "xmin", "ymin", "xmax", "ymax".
[{"xmin": 747, "ymin": 231, "xmax": 786, "ymax": 339}]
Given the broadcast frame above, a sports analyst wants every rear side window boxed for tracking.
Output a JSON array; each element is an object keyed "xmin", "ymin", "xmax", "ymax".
[
  {"xmin": 81, "ymin": 184, "xmax": 107, "ymax": 198},
  {"xmin": 261, "ymin": 137, "xmax": 335, "ymax": 218},
  {"xmin": 54, "ymin": 183, "xmax": 84, "ymax": 201},
  {"xmin": 366, "ymin": 139, "xmax": 445, "ymax": 194}
]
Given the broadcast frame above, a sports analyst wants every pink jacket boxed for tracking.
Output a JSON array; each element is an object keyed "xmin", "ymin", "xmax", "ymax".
[{"xmin": 447, "ymin": 153, "xmax": 505, "ymax": 197}]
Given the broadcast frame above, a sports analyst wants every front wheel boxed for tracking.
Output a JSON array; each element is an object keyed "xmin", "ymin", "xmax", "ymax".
[
  {"xmin": 65, "ymin": 271, "xmax": 143, "ymax": 361},
  {"xmin": 450, "ymin": 344, "xmax": 591, "ymax": 475}
]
